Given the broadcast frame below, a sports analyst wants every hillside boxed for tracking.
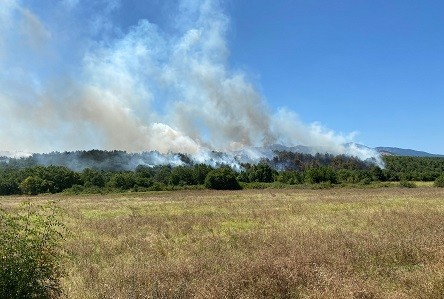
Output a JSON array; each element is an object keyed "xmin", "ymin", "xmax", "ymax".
[{"xmin": 376, "ymin": 147, "xmax": 444, "ymax": 157}]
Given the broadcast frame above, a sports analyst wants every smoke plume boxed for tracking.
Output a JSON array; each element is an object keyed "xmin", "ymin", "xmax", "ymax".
[{"xmin": 0, "ymin": 0, "xmax": 382, "ymax": 166}]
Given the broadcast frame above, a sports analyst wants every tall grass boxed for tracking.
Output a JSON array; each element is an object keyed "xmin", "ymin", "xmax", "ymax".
[{"xmin": 2, "ymin": 188, "xmax": 444, "ymax": 298}]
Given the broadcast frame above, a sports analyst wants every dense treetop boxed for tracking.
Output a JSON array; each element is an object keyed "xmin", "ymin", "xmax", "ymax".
[{"xmin": 1, "ymin": 150, "xmax": 443, "ymax": 195}]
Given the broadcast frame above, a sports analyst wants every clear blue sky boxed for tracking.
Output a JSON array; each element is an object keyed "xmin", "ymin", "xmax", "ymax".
[
  {"xmin": 1, "ymin": 0, "xmax": 443, "ymax": 154},
  {"xmin": 228, "ymin": 0, "xmax": 444, "ymax": 153}
]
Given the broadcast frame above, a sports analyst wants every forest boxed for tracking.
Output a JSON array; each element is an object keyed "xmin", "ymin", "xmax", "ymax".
[{"xmin": 1, "ymin": 150, "xmax": 444, "ymax": 195}]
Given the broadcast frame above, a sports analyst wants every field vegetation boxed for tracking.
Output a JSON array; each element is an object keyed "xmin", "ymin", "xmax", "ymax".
[{"xmin": 1, "ymin": 187, "xmax": 444, "ymax": 298}]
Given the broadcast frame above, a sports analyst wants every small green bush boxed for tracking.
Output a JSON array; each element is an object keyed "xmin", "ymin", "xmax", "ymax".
[
  {"xmin": 0, "ymin": 202, "xmax": 66, "ymax": 299},
  {"xmin": 149, "ymin": 182, "xmax": 167, "ymax": 191},
  {"xmin": 434, "ymin": 174, "xmax": 444, "ymax": 188},
  {"xmin": 305, "ymin": 167, "xmax": 337, "ymax": 184},
  {"xmin": 205, "ymin": 167, "xmax": 242, "ymax": 190},
  {"xmin": 62, "ymin": 184, "xmax": 85, "ymax": 195},
  {"xmin": 400, "ymin": 180, "xmax": 417, "ymax": 188}
]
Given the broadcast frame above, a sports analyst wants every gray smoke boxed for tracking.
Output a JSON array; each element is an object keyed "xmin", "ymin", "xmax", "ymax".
[{"xmin": 0, "ymin": 0, "xmax": 383, "ymax": 166}]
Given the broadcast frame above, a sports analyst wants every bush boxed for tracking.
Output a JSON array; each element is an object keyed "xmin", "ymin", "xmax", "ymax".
[
  {"xmin": 107, "ymin": 172, "xmax": 136, "ymax": 190},
  {"xmin": 81, "ymin": 168, "xmax": 106, "ymax": 188},
  {"xmin": 400, "ymin": 180, "xmax": 417, "ymax": 188},
  {"xmin": 305, "ymin": 167, "xmax": 337, "ymax": 184},
  {"xmin": 0, "ymin": 202, "xmax": 66, "ymax": 298},
  {"xmin": 62, "ymin": 184, "xmax": 84, "ymax": 195},
  {"xmin": 205, "ymin": 167, "xmax": 242, "ymax": 190},
  {"xmin": 170, "ymin": 166, "xmax": 197, "ymax": 186},
  {"xmin": 434, "ymin": 174, "xmax": 444, "ymax": 187},
  {"xmin": 276, "ymin": 171, "xmax": 304, "ymax": 185},
  {"xmin": 245, "ymin": 163, "xmax": 275, "ymax": 183},
  {"xmin": 149, "ymin": 182, "xmax": 167, "ymax": 191},
  {"xmin": 20, "ymin": 176, "xmax": 53, "ymax": 195}
]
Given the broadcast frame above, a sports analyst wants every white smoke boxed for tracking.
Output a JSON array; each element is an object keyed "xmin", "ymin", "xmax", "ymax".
[{"xmin": 0, "ymin": 0, "xmax": 382, "ymax": 165}]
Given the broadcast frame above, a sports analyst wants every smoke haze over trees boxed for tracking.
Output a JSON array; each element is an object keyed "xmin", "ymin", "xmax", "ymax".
[
  {"xmin": 1, "ymin": 150, "xmax": 443, "ymax": 195},
  {"xmin": 0, "ymin": 0, "xmax": 381, "ymax": 163}
]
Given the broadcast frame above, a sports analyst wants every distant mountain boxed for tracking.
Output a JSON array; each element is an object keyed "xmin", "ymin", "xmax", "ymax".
[
  {"xmin": 375, "ymin": 147, "xmax": 444, "ymax": 158},
  {"xmin": 254, "ymin": 144, "xmax": 444, "ymax": 159}
]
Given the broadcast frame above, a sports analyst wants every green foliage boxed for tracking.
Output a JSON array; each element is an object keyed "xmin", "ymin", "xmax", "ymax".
[
  {"xmin": 107, "ymin": 172, "xmax": 136, "ymax": 190},
  {"xmin": 205, "ymin": 167, "xmax": 242, "ymax": 190},
  {"xmin": 383, "ymin": 156, "xmax": 444, "ymax": 181},
  {"xmin": 25, "ymin": 166, "xmax": 82, "ymax": 193},
  {"xmin": 269, "ymin": 151, "xmax": 369, "ymax": 171},
  {"xmin": 336, "ymin": 169, "xmax": 360, "ymax": 183},
  {"xmin": 3, "ymin": 153, "xmax": 444, "ymax": 195},
  {"xmin": 305, "ymin": 167, "xmax": 337, "ymax": 184},
  {"xmin": 0, "ymin": 202, "xmax": 66, "ymax": 299},
  {"xmin": 400, "ymin": 180, "xmax": 417, "ymax": 188},
  {"xmin": 276, "ymin": 171, "xmax": 304, "ymax": 185},
  {"xmin": 239, "ymin": 163, "xmax": 275, "ymax": 183},
  {"xmin": 0, "ymin": 173, "xmax": 21, "ymax": 195},
  {"xmin": 135, "ymin": 165, "xmax": 155, "ymax": 178},
  {"xmin": 370, "ymin": 166, "xmax": 385, "ymax": 181},
  {"xmin": 192, "ymin": 164, "xmax": 214, "ymax": 185},
  {"xmin": 20, "ymin": 176, "xmax": 53, "ymax": 195},
  {"xmin": 434, "ymin": 174, "xmax": 444, "ymax": 187},
  {"xmin": 152, "ymin": 165, "xmax": 173, "ymax": 185},
  {"xmin": 148, "ymin": 182, "xmax": 168, "ymax": 191},
  {"xmin": 170, "ymin": 166, "xmax": 197, "ymax": 186},
  {"xmin": 81, "ymin": 168, "xmax": 106, "ymax": 188}
]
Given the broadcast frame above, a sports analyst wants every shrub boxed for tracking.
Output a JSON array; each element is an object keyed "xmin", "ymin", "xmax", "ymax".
[
  {"xmin": 205, "ymin": 167, "xmax": 242, "ymax": 190},
  {"xmin": 400, "ymin": 180, "xmax": 417, "ymax": 188},
  {"xmin": 0, "ymin": 202, "xmax": 66, "ymax": 299},
  {"xmin": 170, "ymin": 166, "xmax": 197, "ymax": 186},
  {"xmin": 434, "ymin": 174, "xmax": 444, "ymax": 187},
  {"xmin": 149, "ymin": 182, "xmax": 167, "ymax": 191},
  {"xmin": 305, "ymin": 167, "xmax": 337, "ymax": 184},
  {"xmin": 276, "ymin": 171, "xmax": 304, "ymax": 185},
  {"xmin": 311, "ymin": 181, "xmax": 333, "ymax": 189},
  {"xmin": 81, "ymin": 168, "xmax": 106, "ymax": 188},
  {"xmin": 246, "ymin": 163, "xmax": 275, "ymax": 183},
  {"xmin": 20, "ymin": 176, "xmax": 53, "ymax": 195},
  {"xmin": 108, "ymin": 172, "xmax": 136, "ymax": 190},
  {"xmin": 62, "ymin": 184, "xmax": 84, "ymax": 195}
]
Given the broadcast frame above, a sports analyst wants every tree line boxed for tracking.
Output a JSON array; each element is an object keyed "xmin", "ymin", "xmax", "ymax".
[{"xmin": 1, "ymin": 151, "xmax": 444, "ymax": 195}]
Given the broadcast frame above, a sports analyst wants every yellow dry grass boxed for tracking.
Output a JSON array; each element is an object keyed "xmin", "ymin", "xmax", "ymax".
[{"xmin": 2, "ymin": 188, "xmax": 444, "ymax": 298}]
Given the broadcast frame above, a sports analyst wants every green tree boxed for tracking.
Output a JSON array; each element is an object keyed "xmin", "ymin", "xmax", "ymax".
[
  {"xmin": 192, "ymin": 164, "xmax": 213, "ymax": 185},
  {"xmin": 247, "ymin": 163, "xmax": 274, "ymax": 183},
  {"xmin": 277, "ymin": 171, "xmax": 304, "ymax": 185},
  {"xmin": 370, "ymin": 166, "xmax": 385, "ymax": 181},
  {"xmin": 20, "ymin": 176, "xmax": 52, "ymax": 195},
  {"xmin": 170, "ymin": 166, "xmax": 197, "ymax": 186},
  {"xmin": 205, "ymin": 167, "xmax": 242, "ymax": 190},
  {"xmin": 305, "ymin": 167, "xmax": 337, "ymax": 184},
  {"xmin": 0, "ymin": 170, "xmax": 21, "ymax": 195},
  {"xmin": 153, "ymin": 165, "xmax": 172, "ymax": 185},
  {"xmin": 434, "ymin": 174, "xmax": 444, "ymax": 187},
  {"xmin": 108, "ymin": 172, "xmax": 136, "ymax": 190},
  {"xmin": 81, "ymin": 168, "xmax": 106, "ymax": 188}
]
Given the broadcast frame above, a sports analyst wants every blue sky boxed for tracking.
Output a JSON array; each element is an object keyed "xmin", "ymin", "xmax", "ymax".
[
  {"xmin": 229, "ymin": 0, "xmax": 444, "ymax": 153},
  {"xmin": 0, "ymin": 0, "xmax": 443, "ymax": 155}
]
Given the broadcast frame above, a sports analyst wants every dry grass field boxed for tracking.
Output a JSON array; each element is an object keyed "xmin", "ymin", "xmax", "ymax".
[{"xmin": 2, "ymin": 188, "xmax": 444, "ymax": 298}]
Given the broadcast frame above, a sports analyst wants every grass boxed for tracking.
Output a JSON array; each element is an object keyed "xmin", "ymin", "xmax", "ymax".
[{"xmin": 1, "ymin": 188, "xmax": 444, "ymax": 298}]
